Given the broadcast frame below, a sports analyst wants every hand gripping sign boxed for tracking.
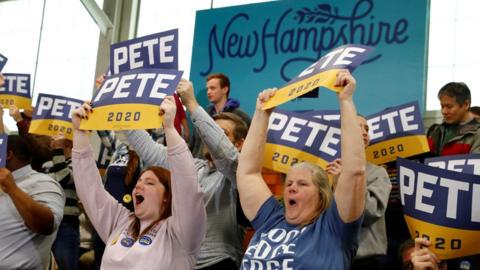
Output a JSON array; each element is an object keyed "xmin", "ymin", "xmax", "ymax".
[
  {"xmin": 397, "ymin": 158, "xmax": 480, "ymax": 259},
  {"xmin": 262, "ymin": 44, "xmax": 373, "ymax": 110},
  {"xmin": 0, "ymin": 73, "xmax": 32, "ymax": 110},
  {"xmin": 80, "ymin": 68, "xmax": 183, "ymax": 131},
  {"xmin": 264, "ymin": 109, "xmax": 341, "ymax": 174},
  {"xmin": 110, "ymin": 29, "xmax": 178, "ymax": 75},
  {"xmin": 0, "ymin": 53, "xmax": 7, "ymax": 72},
  {"xmin": 365, "ymin": 101, "xmax": 429, "ymax": 165},
  {"xmin": 29, "ymin": 93, "xmax": 83, "ymax": 140}
]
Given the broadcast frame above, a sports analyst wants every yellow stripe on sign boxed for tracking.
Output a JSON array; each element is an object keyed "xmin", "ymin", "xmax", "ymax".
[
  {"xmin": 79, "ymin": 103, "xmax": 162, "ymax": 131},
  {"xmin": 366, "ymin": 135, "xmax": 429, "ymax": 165},
  {"xmin": 404, "ymin": 215, "xmax": 480, "ymax": 259},
  {"xmin": 264, "ymin": 143, "xmax": 330, "ymax": 174},
  {"xmin": 29, "ymin": 119, "xmax": 75, "ymax": 140},
  {"xmin": 262, "ymin": 69, "xmax": 343, "ymax": 110},
  {"xmin": 0, "ymin": 94, "xmax": 32, "ymax": 110}
]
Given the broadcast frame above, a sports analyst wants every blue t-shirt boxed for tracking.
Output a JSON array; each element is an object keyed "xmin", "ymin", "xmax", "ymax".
[{"xmin": 241, "ymin": 196, "xmax": 362, "ymax": 270}]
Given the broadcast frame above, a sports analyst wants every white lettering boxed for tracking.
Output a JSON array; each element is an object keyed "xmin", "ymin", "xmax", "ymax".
[
  {"xmin": 439, "ymin": 178, "xmax": 469, "ymax": 219},
  {"xmin": 416, "ymin": 172, "xmax": 437, "ymax": 214},
  {"xmin": 281, "ymin": 117, "xmax": 307, "ymax": 143},
  {"xmin": 399, "ymin": 166, "xmax": 415, "ymax": 205}
]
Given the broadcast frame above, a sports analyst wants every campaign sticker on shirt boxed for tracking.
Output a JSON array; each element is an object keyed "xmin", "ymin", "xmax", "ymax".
[
  {"xmin": 120, "ymin": 237, "xmax": 135, "ymax": 248},
  {"xmin": 139, "ymin": 235, "xmax": 152, "ymax": 246}
]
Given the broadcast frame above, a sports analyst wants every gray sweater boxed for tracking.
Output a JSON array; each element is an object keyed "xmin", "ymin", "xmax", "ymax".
[
  {"xmin": 125, "ymin": 106, "xmax": 244, "ymax": 268},
  {"xmin": 355, "ymin": 162, "xmax": 392, "ymax": 259}
]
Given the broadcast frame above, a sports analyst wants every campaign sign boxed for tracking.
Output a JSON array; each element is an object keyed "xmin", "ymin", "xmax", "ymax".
[
  {"xmin": 0, "ymin": 134, "xmax": 7, "ymax": 168},
  {"xmin": 0, "ymin": 73, "xmax": 32, "ymax": 110},
  {"xmin": 80, "ymin": 68, "xmax": 183, "ymax": 131},
  {"xmin": 29, "ymin": 94, "xmax": 83, "ymax": 140},
  {"xmin": 110, "ymin": 29, "xmax": 178, "ymax": 75},
  {"xmin": 262, "ymin": 44, "xmax": 373, "ymax": 110},
  {"xmin": 264, "ymin": 109, "xmax": 341, "ymax": 173},
  {"xmin": 425, "ymin": 154, "xmax": 480, "ymax": 176},
  {"xmin": 397, "ymin": 158, "xmax": 480, "ymax": 259},
  {"xmin": 0, "ymin": 53, "xmax": 7, "ymax": 72},
  {"xmin": 365, "ymin": 101, "xmax": 429, "ymax": 165}
]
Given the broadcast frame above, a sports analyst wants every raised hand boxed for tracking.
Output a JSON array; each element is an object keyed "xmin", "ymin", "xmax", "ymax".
[
  {"xmin": 334, "ymin": 69, "xmax": 356, "ymax": 101},
  {"xmin": 256, "ymin": 88, "xmax": 276, "ymax": 112},
  {"xmin": 9, "ymin": 105, "xmax": 22, "ymax": 122},
  {"xmin": 160, "ymin": 96, "xmax": 176, "ymax": 129},
  {"xmin": 176, "ymin": 79, "xmax": 196, "ymax": 109},
  {"xmin": 72, "ymin": 101, "xmax": 92, "ymax": 131}
]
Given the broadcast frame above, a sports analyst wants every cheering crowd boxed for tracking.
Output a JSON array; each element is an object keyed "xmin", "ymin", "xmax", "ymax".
[{"xmin": 0, "ymin": 69, "xmax": 479, "ymax": 270}]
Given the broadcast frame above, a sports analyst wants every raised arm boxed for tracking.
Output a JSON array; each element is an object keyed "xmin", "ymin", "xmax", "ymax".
[
  {"xmin": 176, "ymin": 79, "xmax": 239, "ymax": 182},
  {"xmin": 161, "ymin": 96, "xmax": 206, "ymax": 253},
  {"xmin": 71, "ymin": 102, "xmax": 130, "ymax": 242},
  {"xmin": 333, "ymin": 70, "xmax": 366, "ymax": 223},
  {"xmin": 236, "ymin": 89, "xmax": 276, "ymax": 221}
]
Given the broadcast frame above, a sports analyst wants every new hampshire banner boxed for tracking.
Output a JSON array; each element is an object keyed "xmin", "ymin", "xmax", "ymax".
[
  {"xmin": 397, "ymin": 158, "xmax": 480, "ymax": 259},
  {"xmin": 264, "ymin": 109, "xmax": 340, "ymax": 173},
  {"xmin": 0, "ymin": 73, "xmax": 32, "ymax": 109},
  {"xmin": 80, "ymin": 68, "xmax": 182, "ymax": 131},
  {"xmin": 29, "ymin": 93, "xmax": 83, "ymax": 140}
]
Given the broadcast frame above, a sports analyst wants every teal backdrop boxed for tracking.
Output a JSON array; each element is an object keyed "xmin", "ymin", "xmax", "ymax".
[{"xmin": 190, "ymin": 0, "xmax": 430, "ymax": 116}]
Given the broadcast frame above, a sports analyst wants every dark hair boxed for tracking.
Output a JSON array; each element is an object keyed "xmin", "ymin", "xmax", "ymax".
[
  {"xmin": 128, "ymin": 166, "xmax": 172, "ymax": 240},
  {"xmin": 438, "ymin": 82, "xmax": 471, "ymax": 106},
  {"xmin": 207, "ymin": 73, "xmax": 230, "ymax": 97},
  {"xmin": 212, "ymin": 112, "xmax": 248, "ymax": 142},
  {"xmin": 398, "ymin": 238, "xmax": 415, "ymax": 259},
  {"xmin": 7, "ymin": 135, "xmax": 32, "ymax": 163},
  {"xmin": 470, "ymin": 106, "xmax": 480, "ymax": 117}
]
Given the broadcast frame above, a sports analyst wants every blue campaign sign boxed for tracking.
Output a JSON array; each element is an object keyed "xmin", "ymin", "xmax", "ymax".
[
  {"xmin": 397, "ymin": 157, "xmax": 480, "ymax": 259},
  {"xmin": 29, "ymin": 93, "xmax": 83, "ymax": 140},
  {"xmin": 302, "ymin": 109, "xmax": 340, "ymax": 121},
  {"xmin": 0, "ymin": 73, "xmax": 32, "ymax": 109},
  {"xmin": 265, "ymin": 109, "xmax": 341, "ymax": 173},
  {"xmin": 0, "ymin": 134, "xmax": 7, "ymax": 167},
  {"xmin": 81, "ymin": 68, "xmax": 183, "ymax": 131},
  {"xmin": 190, "ymin": 0, "xmax": 429, "ymax": 115},
  {"xmin": 366, "ymin": 101, "xmax": 425, "ymax": 145},
  {"xmin": 110, "ymin": 29, "xmax": 178, "ymax": 74},
  {"xmin": 0, "ymin": 53, "xmax": 7, "ymax": 72},
  {"xmin": 425, "ymin": 154, "xmax": 480, "ymax": 175}
]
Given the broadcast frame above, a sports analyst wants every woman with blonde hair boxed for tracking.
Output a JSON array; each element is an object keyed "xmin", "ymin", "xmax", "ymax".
[{"xmin": 238, "ymin": 70, "xmax": 366, "ymax": 269}]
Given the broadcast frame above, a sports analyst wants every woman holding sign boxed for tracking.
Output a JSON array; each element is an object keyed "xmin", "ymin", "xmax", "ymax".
[
  {"xmin": 237, "ymin": 70, "xmax": 366, "ymax": 269},
  {"xmin": 71, "ymin": 96, "xmax": 206, "ymax": 269}
]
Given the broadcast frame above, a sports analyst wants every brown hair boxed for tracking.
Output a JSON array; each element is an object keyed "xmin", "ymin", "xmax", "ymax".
[
  {"xmin": 289, "ymin": 162, "xmax": 333, "ymax": 218},
  {"xmin": 128, "ymin": 166, "xmax": 172, "ymax": 240},
  {"xmin": 207, "ymin": 73, "xmax": 230, "ymax": 97},
  {"xmin": 124, "ymin": 150, "xmax": 140, "ymax": 189},
  {"xmin": 212, "ymin": 112, "xmax": 248, "ymax": 142}
]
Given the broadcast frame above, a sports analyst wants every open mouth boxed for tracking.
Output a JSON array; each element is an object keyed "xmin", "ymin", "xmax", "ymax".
[
  {"xmin": 288, "ymin": 199, "xmax": 297, "ymax": 207},
  {"xmin": 135, "ymin": 194, "xmax": 144, "ymax": 204}
]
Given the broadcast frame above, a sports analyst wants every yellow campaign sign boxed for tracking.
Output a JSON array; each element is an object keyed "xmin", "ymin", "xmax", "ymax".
[
  {"xmin": 80, "ymin": 103, "xmax": 162, "ymax": 131},
  {"xmin": 366, "ymin": 135, "xmax": 429, "ymax": 165},
  {"xmin": 262, "ymin": 44, "xmax": 373, "ymax": 110},
  {"xmin": 262, "ymin": 69, "xmax": 342, "ymax": 110},
  {"xmin": 29, "ymin": 119, "xmax": 75, "ymax": 140},
  {"xmin": 0, "ymin": 94, "xmax": 32, "ymax": 110},
  {"xmin": 405, "ymin": 215, "xmax": 480, "ymax": 260},
  {"xmin": 264, "ymin": 143, "xmax": 330, "ymax": 174}
]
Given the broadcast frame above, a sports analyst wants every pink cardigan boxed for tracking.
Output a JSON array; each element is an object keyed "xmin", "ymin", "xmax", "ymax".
[{"xmin": 72, "ymin": 142, "xmax": 206, "ymax": 270}]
